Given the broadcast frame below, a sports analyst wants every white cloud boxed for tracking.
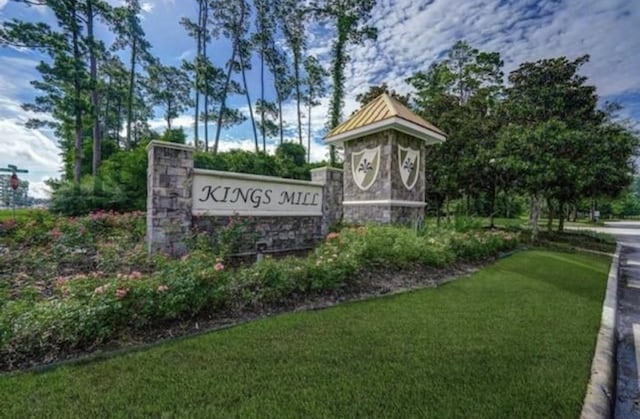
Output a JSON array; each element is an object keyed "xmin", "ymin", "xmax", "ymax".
[
  {"xmin": 141, "ymin": 1, "xmax": 154, "ymax": 14},
  {"xmin": 0, "ymin": 0, "xmax": 8, "ymax": 10},
  {"xmin": 307, "ymin": 0, "xmax": 640, "ymax": 106}
]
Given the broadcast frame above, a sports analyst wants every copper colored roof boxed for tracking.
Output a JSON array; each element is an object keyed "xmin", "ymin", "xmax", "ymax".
[{"xmin": 325, "ymin": 93, "xmax": 446, "ymax": 141}]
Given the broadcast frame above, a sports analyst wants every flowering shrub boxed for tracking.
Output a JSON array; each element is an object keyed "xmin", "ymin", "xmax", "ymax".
[{"xmin": 0, "ymin": 211, "xmax": 522, "ymax": 369}]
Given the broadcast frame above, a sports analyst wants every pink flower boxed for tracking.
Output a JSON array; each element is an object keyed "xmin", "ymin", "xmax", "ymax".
[
  {"xmin": 157, "ymin": 284, "xmax": 169, "ymax": 292},
  {"xmin": 55, "ymin": 276, "xmax": 68, "ymax": 286},
  {"xmin": 94, "ymin": 285, "xmax": 108, "ymax": 295},
  {"xmin": 326, "ymin": 232, "xmax": 340, "ymax": 241},
  {"xmin": 128, "ymin": 271, "xmax": 143, "ymax": 280},
  {"xmin": 214, "ymin": 262, "xmax": 225, "ymax": 271},
  {"xmin": 115, "ymin": 288, "xmax": 129, "ymax": 299}
]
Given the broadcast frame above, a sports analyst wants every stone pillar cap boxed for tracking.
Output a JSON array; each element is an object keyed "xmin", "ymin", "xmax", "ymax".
[{"xmin": 324, "ymin": 93, "xmax": 446, "ymax": 146}]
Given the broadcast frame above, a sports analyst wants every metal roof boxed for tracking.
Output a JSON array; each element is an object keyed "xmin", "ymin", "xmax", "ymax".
[{"xmin": 325, "ymin": 93, "xmax": 446, "ymax": 143}]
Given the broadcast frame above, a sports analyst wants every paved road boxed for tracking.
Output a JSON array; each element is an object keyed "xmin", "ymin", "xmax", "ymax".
[{"xmin": 573, "ymin": 222, "xmax": 640, "ymax": 418}]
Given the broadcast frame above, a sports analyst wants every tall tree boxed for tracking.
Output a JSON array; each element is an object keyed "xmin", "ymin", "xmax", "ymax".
[
  {"xmin": 265, "ymin": 36, "xmax": 291, "ymax": 145},
  {"xmin": 252, "ymin": 0, "xmax": 277, "ymax": 148},
  {"xmin": 314, "ymin": 0, "xmax": 378, "ymax": 165},
  {"xmin": 303, "ymin": 55, "xmax": 328, "ymax": 162},
  {"xmin": 499, "ymin": 55, "xmax": 631, "ymax": 238},
  {"xmin": 279, "ymin": 0, "xmax": 306, "ymax": 145},
  {"xmin": 1, "ymin": 0, "xmax": 91, "ymax": 183},
  {"xmin": 355, "ymin": 83, "xmax": 409, "ymax": 107},
  {"xmin": 212, "ymin": 0, "xmax": 254, "ymax": 154},
  {"xmin": 408, "ymin": 41, "xmax": 505, "ymax": 220},
  {"xmin": 112, "ymin": 0, "xmax": 152, "ymax": 149},
  {"xmin": 180, "ymin": 0, "xmax": 207, "ymax": 149},
  {"xmin": 147, "ymin": 64, "xmax": 193, "ymax": 130},
  {"xmin": 255, "ymin": 99, "xmax": 279, "ymax": 151}
]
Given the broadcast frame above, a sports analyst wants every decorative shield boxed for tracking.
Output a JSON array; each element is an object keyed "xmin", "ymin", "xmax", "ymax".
[
  {"xmin": 351, "ymin": 146, "xmax": 381, "ymax": 191},
  {"xmin": 398, "ymin": 145, "xmax": 420, "ymax": 190}
]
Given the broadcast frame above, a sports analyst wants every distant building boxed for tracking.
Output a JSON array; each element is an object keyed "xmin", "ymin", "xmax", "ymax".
[{"xmin": 0, "ymin": 175, "xmax": 30, "ymax": 207}]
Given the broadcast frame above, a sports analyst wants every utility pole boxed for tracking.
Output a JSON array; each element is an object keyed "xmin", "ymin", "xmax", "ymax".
[{"xmin": 0, "ymin": 164, "xmax": 29, "ymax": 221}]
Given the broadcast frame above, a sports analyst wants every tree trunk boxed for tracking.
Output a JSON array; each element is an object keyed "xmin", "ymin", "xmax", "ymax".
[
  {"xmin": 260, "ymin": 43, "xmax": 266, "ymax": 151},
  {"xmin": 202, "ymin": 0, "xmax": 209, "ymax": 152},
  {"xmin": 294, "ymin": 52, "xmax": 302, "ymax": 145},
  {"xmin": 213, "ymin": 47, "xmax": 236, "ymax": 154},
  {"xmin": 71, "ymin": 4, "xmax": 83, "ymax": 184},
  {"xmin": 194, "ymin": 0, "xmax": 202, "ymax": 150},
  {"xmin": 307, "ymin": 100, "xmax": 312, "ymax": 162},
  {"xmin": 126, "ymin": 36, "xmax": 137, "ymax": 148},
  {"xmin": 531, "ymin": 194, "xmax": 541, "ymax": 242},
  {"xmin": 329, "ymin": 27, "xmax": 347, "ymax": 166},
  {"xmin": 445, "ymin": 194, "xmax": 450, "ymax": 223},
  {"xmin": 239, "ymin": 55, "xmax": 259, "ymax": 153},
  {"xmin": 277, "ymin": 89, "xmax": 283, "ymax": 145},
  {"xmin": 87, "ymin": 1, "xmax": 101, "ymax": 176},
  {"xmin": 546, "ymin": 198, "xmax": 554, "ymax": 232},
  {"xmin": 115, "ymin": 98, "xmax": 122, "ymax": 148},
  {"xmin": 557, "ymin": 201, "xmax": 565, "ymax": 232}
]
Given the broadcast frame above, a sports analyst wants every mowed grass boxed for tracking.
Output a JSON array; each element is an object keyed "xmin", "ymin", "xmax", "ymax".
[{"xmin": 0, "ymin": 251, "xmax": 609, "ymax": 418}]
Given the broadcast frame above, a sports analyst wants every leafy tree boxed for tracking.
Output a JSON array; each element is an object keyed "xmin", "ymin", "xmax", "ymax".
[
  {"xmin": 303, "ymin": 55, "xmax": 328, "ymax": 161},
  {"xmin": 1, "ymin": 0, "xmax": 93, "ymax": 184},
  {"xmin": 500, "ymin": 55, "xmax": 637, "ymax": 237},
  {"xmin": 212, "ymin": 0, "xmax": 256, "ymax": 153},
  {"xmin": 408, "ymin": 41, "xmax": 505, "ymax": 221},
  {"xmin": 314, "ymin": 0, "xmax": 378, "ymax": 165},
  {"xmin": 180, "ymin": 0, "xmax": 208, "ymax": 150},
  {"xmin": 111, "ymin": 0, "xmax": 153, "ymax": 148},
  {"xmin": 265, "ymin": 34, "xmax": 292, "ymax": 145},
  {"xmin": 255, "ymin": 99, "xmax": 279, "ymax": 151},
  {"xmin": 147, "ymin": 64, "xmax": 193, "ymax": 130},
  {"xmin": 252, "ymin": 0, "xmax": 277, "ymax": 148},
  {"xmin": 355, "ymin": 83, "xmax": 410, "ymax": 107}
]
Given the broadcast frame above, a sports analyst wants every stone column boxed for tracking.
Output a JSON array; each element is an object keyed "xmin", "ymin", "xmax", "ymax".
[
  {"xmin": 310, "ymin": 166, "xmax": 344, "ymax": 235},
  {"xmin": 146, "ymin": 141, "xmax": 194, "ymax": 256}
]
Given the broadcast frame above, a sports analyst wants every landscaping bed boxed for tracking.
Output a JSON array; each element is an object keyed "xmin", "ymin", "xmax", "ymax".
[
  {"xmin": 0, "ymin": 251, "xmax": 610, "ymax": 418},
  {"xmin": 0, "ymin": 211, "xmax": 520, "ymax": 371}
]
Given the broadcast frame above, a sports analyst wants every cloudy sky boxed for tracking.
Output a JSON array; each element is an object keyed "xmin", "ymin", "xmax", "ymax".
[{"xmin": 0, "ymin": 0, "xmax": 639, "ymax": 198}]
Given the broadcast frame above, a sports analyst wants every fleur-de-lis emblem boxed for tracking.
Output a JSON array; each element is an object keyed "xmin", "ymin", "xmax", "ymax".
[
  {"xmin": 403, "ymin": 158, "xmax": 415, "ymax": 173},
  {"xmin": 358, "ymin": 159, "xmax": 373, "ymax": 173}
]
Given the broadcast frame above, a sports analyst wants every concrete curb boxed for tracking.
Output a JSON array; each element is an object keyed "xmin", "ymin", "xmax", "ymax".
[{"xmin": 581, "ymin": 243, "xmax": 621, "ymax": 419}]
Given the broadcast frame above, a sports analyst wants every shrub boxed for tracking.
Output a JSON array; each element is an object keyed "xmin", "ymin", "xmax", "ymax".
[{"xmin": 0, "ymin": 215, "xmax": 523, "ymax": 369}]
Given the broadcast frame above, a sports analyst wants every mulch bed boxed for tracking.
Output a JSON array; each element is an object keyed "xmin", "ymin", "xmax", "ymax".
[{"xmin": 3, "ymin": 259, "xmax": 492, "ymax": 373}]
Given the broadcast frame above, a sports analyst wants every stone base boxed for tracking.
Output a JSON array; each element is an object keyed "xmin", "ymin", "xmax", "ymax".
[
  {"xmin": 193, "ymin": 215, "xmax": 324, "ymax": 254},
  {"xmin": 343, "ymin": 205, "xmax": 424, "ymax": 225}
]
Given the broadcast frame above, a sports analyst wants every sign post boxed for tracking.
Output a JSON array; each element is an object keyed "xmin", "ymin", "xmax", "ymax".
[{"xmin": 0, "ymin": 164, "xmax": 29, "ymax": 221}]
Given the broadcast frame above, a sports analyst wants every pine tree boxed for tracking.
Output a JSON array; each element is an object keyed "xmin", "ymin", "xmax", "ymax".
[{"xmin": 303, "ymin": 55, "xmax": 328, "ymax": 162}]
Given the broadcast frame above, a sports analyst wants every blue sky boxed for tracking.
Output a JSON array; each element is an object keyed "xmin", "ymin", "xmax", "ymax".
[{"xmin": 1, "ymin": 0, "xmax": 639, "ymax": 197}]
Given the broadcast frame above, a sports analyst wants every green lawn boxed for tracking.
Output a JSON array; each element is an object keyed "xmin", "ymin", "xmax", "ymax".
[{"xmin": 0, "ymin": 251, "xmax": 609, "ymax": 418}]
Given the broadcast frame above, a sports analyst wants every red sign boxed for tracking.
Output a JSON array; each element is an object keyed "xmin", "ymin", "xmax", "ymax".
[{"xmin": 10, "ymin": 173, "xmax": 19, "ymax": 190}]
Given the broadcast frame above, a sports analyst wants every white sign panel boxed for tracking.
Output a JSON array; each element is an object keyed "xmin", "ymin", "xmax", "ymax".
[{"xmin": 192, "ymin": 169, "xmax": 323, "ymax": 216}]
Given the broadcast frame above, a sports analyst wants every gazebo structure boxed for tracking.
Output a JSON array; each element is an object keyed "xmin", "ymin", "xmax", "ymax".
[{"xmin": 325, "ymin": 93, "xmax": 446, "ymax": 224}]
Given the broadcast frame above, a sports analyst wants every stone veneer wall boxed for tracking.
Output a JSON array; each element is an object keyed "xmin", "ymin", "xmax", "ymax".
[
  {"xmin": 311, "ymin": 167, "xmax": 344, "ymax": 235},
  {"xmin": 342, "ymin": 130, "xmax": 426, "ymax": 225},
  {"xmin": 147, "ymin": 141, "xmax": 343, "ymax": 256},
  {"xmin": 146, "ymin": 141, "xmax": 194, "ymax": 256},
  {"xmin": 193, "ymin": 215, "xmax": 323, "ymax": 254}
]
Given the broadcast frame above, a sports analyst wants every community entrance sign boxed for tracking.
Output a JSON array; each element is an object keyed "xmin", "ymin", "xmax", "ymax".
[
  {"xmin": 192, "ymin": 169, "xmax": 323, "ymax": 217},
  {"xmin": 146, "ymin": 93, "xmax": 445, "ymax": 257}
]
